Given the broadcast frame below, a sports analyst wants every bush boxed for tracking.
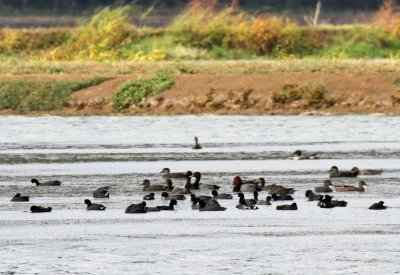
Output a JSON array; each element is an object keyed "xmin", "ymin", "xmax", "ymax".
[{"xmin": 111, "ymin": 71, "xmax": 175, "ymax": 110}]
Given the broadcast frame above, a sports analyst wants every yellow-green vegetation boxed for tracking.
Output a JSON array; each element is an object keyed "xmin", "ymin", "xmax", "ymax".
[
  {"xmin": 1, "ymin": 3, "xmax": 400, "ymax": 61},
  {"xmin": 0, "ymin": 77, "xmax": 107, "ymax": 111},
  {"xmin": 111, "ymin": 71, "xmax": 174, "ymax": 110},
  {"xmin": 272, "ymin": 84, "xmax": 335, "ymax": 108}
]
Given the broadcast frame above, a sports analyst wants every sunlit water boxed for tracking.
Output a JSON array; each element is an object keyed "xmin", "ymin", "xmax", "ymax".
[{"xmin": 0, "ymin": 115, "xmax": 399, "ymax": 274}]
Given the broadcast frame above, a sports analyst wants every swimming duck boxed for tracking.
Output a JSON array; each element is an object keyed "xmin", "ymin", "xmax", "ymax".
[
  {"xmin": 314, "ymin": 180, "xmax": 334, "ymax": 193},
  {"xmin": 141, "ymin": 179, "xmax": 166, "ymax": 192},
  {"xmin": 143, "ymin": 193, "xmax": 155, "ymax": 200},
  {"xmin": 166, "ymin": 179, "xmax": 192, "ymax": 195},
  {"xmin": 211, "ymin": 190, "xmax": 233, "ymax": 200},
  {"xmin": 125, "ymin": 201, "xmax": 147, "ymax": 213},
  {"xmin": 198, "ymin": 199, "xmax": 226, "ymax": 211},
  {"xmin": 253, "ymin": 191, "xmax": 270, "ymax": 205},
  {"xmin": 192, "ymin": 172, "xmax": 220, "ymax": 190},
  {"xmin": 271, "ymin": 194, "xmax": 294, "ymax": 201},
  {"xmin": 84, "ymin": 199, "xmax": 106, "ymax": 211},
  {"xmin": 184, "ymin": 173, "xmax": 199, "ymax": 190},
  {"xmin": 11, "ymin": 193, "xmax": 29, "ymax": 202},
  {"xmin": 359, "ymin": 169, "xmax": 383, "ymax": 175},
  {"xmin": 30, "ymin": 205, "xmax": 52, "ymax": 213},
  {"xmin": 192, "ymin": 137, "xmax": 202, "ymax": 150},
  {"xmin": 156, "ymin": 199, "xmax": 178, "ymax": 211},
  {"xmin": 190, "ymin": 193, "xmax": 213, "ymax": 203},
  {"xmin": 161, "ymin": 191, "xmax": 186, "ymax": 200},
  {"xmin": 292, "ymin": 150, "xmax": 318, "ymax": 160},
  {"xmin": 369, "ymin": 201, "xmax": 387, "ymax": 210},
  {"xmin": 305, "ymin": 190, "xmax": 323, "ymax": 201},
  {"xmin": 318, "ymin": 195, "xmax": 347, "ymax": 208},
  {"xmin": 329, "ymin": 166, "xmax": 359, "ymax": 178},
  {"xmin": 93, "ymin": 186, "xmax": 110, "ymax": 198},
  {"xmin": 236, "ymin": 193, "xmax": 258, "ymax": 209},
  {"xmin": 232, "ymin": 176, "xmax": 258, "ymax": 192},
  {"xmin": 335, "ymin": 181, "xmax": 368, "ymax": 192},
  {"xmin": 31, "ymin": 178, "xmax": 62, "ymax": 186},
  {"xmin": 161, "ymin": 168, "xmax": 188, "ymax": 179},
  {"xmin": 276, "ymin": 203, "xmax": 298, "ymax": 210},
  {"xmin": 265, "ymin": 184, "xmax": 295, "ymax": 195}
]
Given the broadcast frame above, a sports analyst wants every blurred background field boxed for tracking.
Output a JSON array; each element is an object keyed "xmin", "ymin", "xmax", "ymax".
[{"xmin": 1, "ymin": 0, "xmax": 400, "ymax": 61}]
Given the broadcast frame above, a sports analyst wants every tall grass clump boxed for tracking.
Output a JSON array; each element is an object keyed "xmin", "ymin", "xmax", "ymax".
[
  {"xmin": 111, "ymin": 71, "xmax": 174, "ymax": 110},
  {"xmin": 167, "ymin": 1, "xmax": 303, "ymax": 55},
  {"xmin": 0, "ymin": 28, "xmax": 71, "ymax": 55},
  {"xmin": 49, "ymin": 7, "xmax": 138, "ymax": 61},
  {"xmin": 272, "ymin": 84, "xmax": 335, "ymax": 108},
  {"xmin": 0, "ymin": 77, "xmax": 107, "ymax": 111}
]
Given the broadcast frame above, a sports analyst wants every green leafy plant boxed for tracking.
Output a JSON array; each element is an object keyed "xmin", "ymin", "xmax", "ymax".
[{"xmin": 111, "ymin": 71, "xmax": 175, "ymax": 110}]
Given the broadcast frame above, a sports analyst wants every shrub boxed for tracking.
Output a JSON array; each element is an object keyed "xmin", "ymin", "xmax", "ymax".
[{"xmin": 111, "ymin": 71, "xmax": 175, "ymax": 110}]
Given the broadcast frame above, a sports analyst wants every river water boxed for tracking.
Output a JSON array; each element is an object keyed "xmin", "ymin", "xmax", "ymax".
[{"xmin": 0, "ymin": 115, "xmax": 399, "ymax": 274}]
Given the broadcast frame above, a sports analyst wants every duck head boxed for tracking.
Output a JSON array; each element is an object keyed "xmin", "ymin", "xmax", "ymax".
[
  {"xmin": 141, "ymin": 179, "xmax": 150, "ymax": 186},
  {"xmin": 185, "ymin": 171, "xmax": 193, "ymax": 177},
  {"xmin": 160, "ymin": 168, "xmax": 170, "ymax": 174},
  {"xmin": 233, "ymin": 176, "xmax": 243, "ymax": 192},
  {"xmin": 14, "ymin": 193, "xmax": 21, "ymax": 197},
  {"xmin": 161, "ymin": 192, "xmax": 169, "ymax": 199},
  {"xmin": 329, "ymin": 166, "xmax": 339, "ymax": 173},
  {"xmin": 323, "ymin": 180, "xmax": 333, "ymax": 187},
  {"xmin": 31, "ymin": 178, "xmax": 40, "ymax": 185},
  {"xmin": 170, "ymin": 199, "xmax": 178, "ymax": 207},
  {"xmin": 359, "ymin": 180, "xmax": 368, "ymax": 186},
  {"xmin": 292, "ymin": 150, "xmax": 302, "ymax": 156},
  {"xmin": 198, "ymin": 199, "xmax": 206, "ymax": 208},
  {"xmin": 165, "ymin": 179, "xmax": 173, "ymax": 187},
  {"xmin": 305, "ymin": 190, "xmax": 313, "ymax": 197},
  {"xmin": 258, "ymin": 178, "xmax": 266, "ymax": 188},
  {"xmin": 193, "ymin": 172, "xmax": 201, "ymax": 180},
  {"xmin": 211, "ymin": 190, "xmax": 219, "ymax": 197},
  {"xmin": 84, "ymin": 199, "xmax": 92, "ymax": 206}
]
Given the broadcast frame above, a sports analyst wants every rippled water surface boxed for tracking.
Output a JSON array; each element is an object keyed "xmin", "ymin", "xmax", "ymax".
[{"xmin": 0, "ymin": 115, "xmax": 400, "ymax": 274}]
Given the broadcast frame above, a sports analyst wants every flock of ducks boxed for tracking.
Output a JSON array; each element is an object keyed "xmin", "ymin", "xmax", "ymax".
[
  {"xmin": 8, "ymin": 140, "xmax": 388, "ymax": 213},
  {"xmin": 12, "ymin": 162, "xmax": 387, "ymax": 213}
]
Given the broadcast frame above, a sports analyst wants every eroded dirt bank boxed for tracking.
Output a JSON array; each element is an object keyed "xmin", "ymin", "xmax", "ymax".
[{"xmin": 3, "ymin": 72, "xmax": 400, "ymax": 115}]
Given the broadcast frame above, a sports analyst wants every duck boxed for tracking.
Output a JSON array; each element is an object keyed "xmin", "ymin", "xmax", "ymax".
[
  {"xmin": 253, "ymin": 191, "xmax": 271, "ymax": 205},
  {"xmin": 236, "ymin": 193, "xmax": 258, "ymax": 209},
  {"xmin": 276, "ymin": 203, "xmax": 298, "ymax": 210},
  {"xmin": 190, "ymin": 193, "xmax": 212, "ymax": 203},
  {"xmin": 184, "ymin": 173, "xmax": 199, "ymax": 190},
  {"xmin": 211, "ymin": 190, "xmax": 233, "ymax": 200},
  {"xmin": 161, "ymin": 191, "xmax": 186, "ymax": 200},
  {"xmin": 318, "ymin": 195, "xmax": 347, "ymax": 208},
  {"xmin": 359, "ymin": 169, "xmax": 383, "ymax": 175},
  {"xmin": 305, "ymin": 190, "xmax": 323, "ymax": 201},
  {"xmin": 192, "ymin": 136, "xmax": 202, "ymax": 150},
  {"xmin": 329, "ymin": 166, "xmax": 359, "ymax": 178},
  {"xmin": 143, "ymin": 193, "xmax": 155, "ymax": 200},
  {"xmin": 93, "ymin": 186, "xmax": 110, "ymax": 198},
  {"xmin": 198, "ymin": 199, "xmax": 226, "ymax": 211},
  {"xmin": 335, "ymin": 181, "xmax": 368, "ymax": 192},
  {"xmin": 192, "ymin": 172, "xmax": 220, "ymax": 190},
  {"xmin": 369, "ymin": 201, "xmax": 387, "ymax": 210},
  {"xmin": 11, "ymin": 193, "xmax": 29, "ymax": 202},
  {"xmin": 165, "ymin": 179, "xmax": 191, "ymax": 195},
  {"xmin": 232, "ymin": 176, "xmax": 258, "ymax": 192},
  {"xmin": 156, "ymin": 199, "xmax": 178, "ymax": 211},
  {"xmin": 161, "ymin": 168, "xmax": 188, "ymax": 179},
  {"xmin": 292, "ymin": 150, "xmax": 318, "ymax": 160},
  {"xmin": 141, "ymin": 179, "xmax": 166, "ymax": 192},
  {"xmin": 314, "ymin": 180, "xmax": 334, "ymax": 193},
  {"xmin": 84, "ymin": 199, "xmax": 106, "ymax": 211},
  {"xmin": 265, "ymin": 184, "xmax": 295, "ymax": 195},
  {"xmin": 271, "ymin": 194, "xmax": 294, "ymax": 201},
  {"xmin": 31, "ymin": 178, "xmax": 62, "ymax": 186},
  {"xmin": 30, "ymin": 205, "xmax": 52, "ymax": 213},
  {"xmin": 125, "ymin": 201, "xmax": 147, "ymax": 213}
]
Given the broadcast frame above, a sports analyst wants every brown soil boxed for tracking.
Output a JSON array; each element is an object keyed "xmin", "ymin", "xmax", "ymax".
[{"xmin": 3, "ymin": 72, "xmax": 400, "ymax": 115}]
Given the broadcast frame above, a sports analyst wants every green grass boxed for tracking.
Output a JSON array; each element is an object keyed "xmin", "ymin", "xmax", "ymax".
[
  {"xmin": 111, "ymin": 71, "xmax": 175, "ymax": 110},
  {"xmin": 0, "ymin": 77, "xmax": 108, "ymax": 111}
]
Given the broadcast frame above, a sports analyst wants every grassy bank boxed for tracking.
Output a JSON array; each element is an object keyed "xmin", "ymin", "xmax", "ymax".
[
  {"xmin": 1, "ymin": 3, "xmax": 400, "ymax": 61},
  {"xmin": 0, "ymin": 77, "xmax": 108, "ymax": 112}
]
